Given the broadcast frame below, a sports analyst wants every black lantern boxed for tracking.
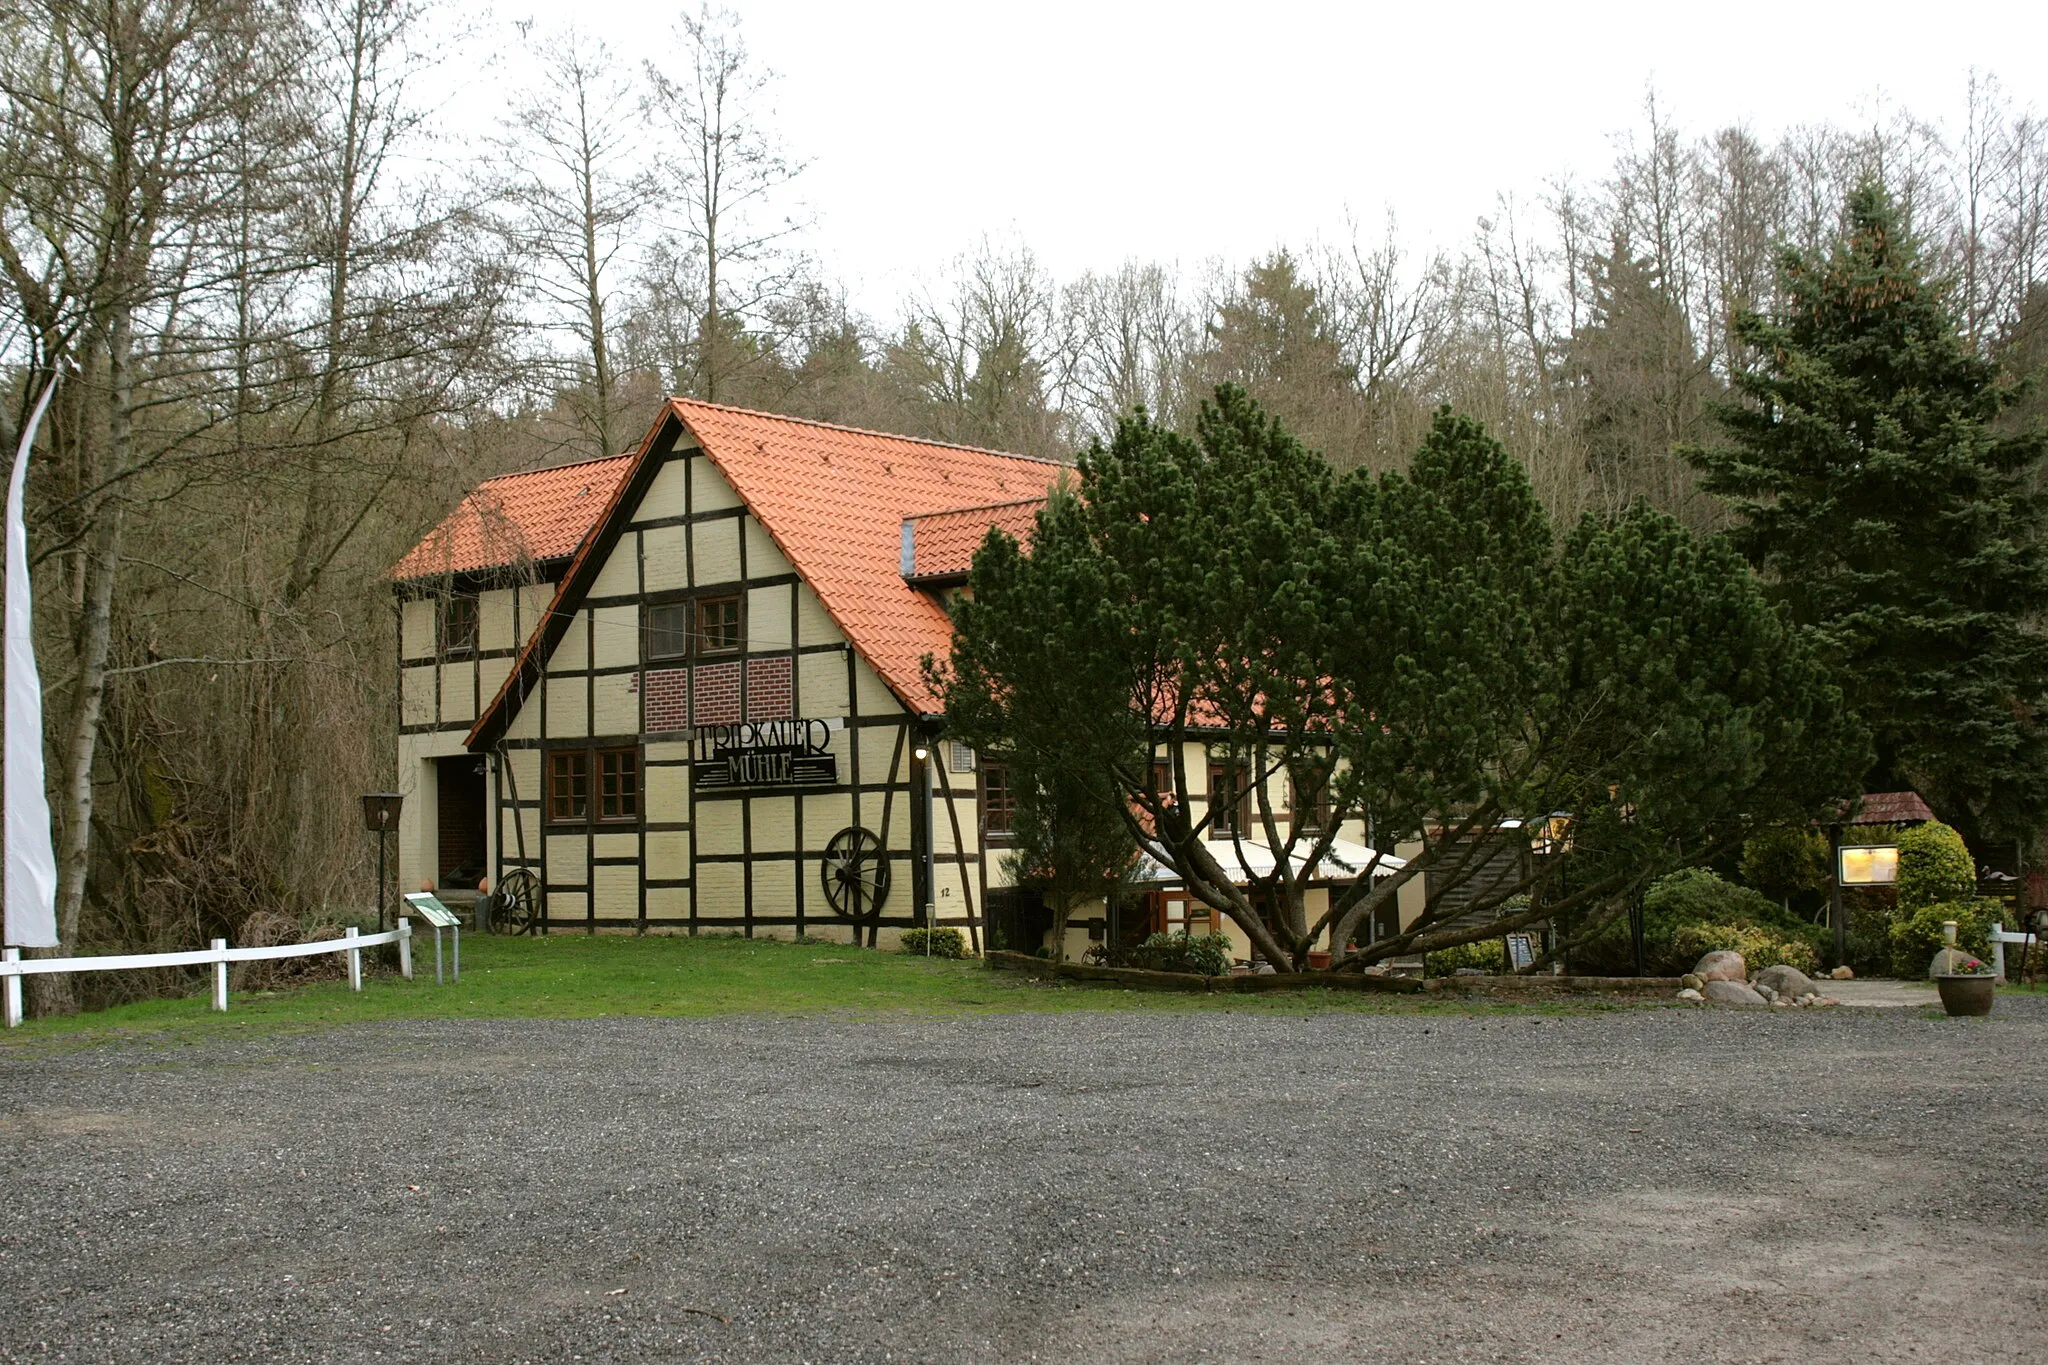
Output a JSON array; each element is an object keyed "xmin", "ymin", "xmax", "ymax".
[{"xmin": 362, "ymin": 793, "xmax": 403, "ymax": 930}]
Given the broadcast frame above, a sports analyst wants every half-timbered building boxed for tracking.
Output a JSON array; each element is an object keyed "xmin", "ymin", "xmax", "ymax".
[{"xmin": 391, "ymin": 399, "xmax": 1398, "ymax": 958}]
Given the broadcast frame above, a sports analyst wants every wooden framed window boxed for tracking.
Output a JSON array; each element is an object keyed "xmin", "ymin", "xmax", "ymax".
[
  {"xmin": 982, "ymin": 762, "xmax": 1016, "ymax": 840},
  {"xmin": 547, "ymin": 750, "xmax": 590, "ymax": 824},
  {"xmin": 696, "ymin": 594, "xmax": 741, "ymax": 654},
  {"xmin": 597, "ymin": 748, "xmax": 639, "ymax": 822},
  {"xmin": 438, "ymin": 593, "xmax": 478, "ymax": 656},
  {"xmin": 646, "ymin": 601, "xmax": 692, "ymax": 660},
  {"xmin": 1290, "ymin": 766, "xmax": 1334, "ymax": 833},
  {"xmin": 548, "ymin": 746, "xmax": 640, "ymax": 826},
  {"xmin": 1208, "ymin": 762, "xmax": 1250, "ymax": 839}
]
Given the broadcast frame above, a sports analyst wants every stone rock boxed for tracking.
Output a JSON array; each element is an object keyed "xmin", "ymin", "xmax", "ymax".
[
  {"xmin": 1797, "ymin": 992, "xmax": 1820, "ymax": 1006},
  {"xmin": 1702, "ymin": 978, "xmax": 1769, "ymax": 1007},
  {"xmin": 1680, "ymin": 973, "xmax": 1704, "ymax": 991},
  {"xmin": 1694, "ymin": 950, "xmax": 1747, "ymax": 983},
  {"xmin": 1830, "ymin": 965, "xmax": 1855, "ymax": 980},
  {"xmin": 1752, "ymin": 964, "xmax": 1821, "ymax": 1001},
  {"xmin": 1676, "ymin": 987, "xmax": 1704, "ymax": 1002},
  {"xmin": 1754, "ymin": 983, "xmax": 1779, "ymax": 1002}
]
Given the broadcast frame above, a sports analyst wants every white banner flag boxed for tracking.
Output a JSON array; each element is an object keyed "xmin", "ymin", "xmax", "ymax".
[{"xmin": 5, "ymin": 377, "xmax": 58, "ymax": 948}]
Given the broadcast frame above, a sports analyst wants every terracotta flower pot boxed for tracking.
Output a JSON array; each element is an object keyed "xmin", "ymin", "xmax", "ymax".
[
  {"xmin": 1307, "ymin": 951, "xmax": 1332, "ymax": 971},
  {"xmin": 1935, "ymin": 974, "xmax": 1996, "ymax": 1017}
]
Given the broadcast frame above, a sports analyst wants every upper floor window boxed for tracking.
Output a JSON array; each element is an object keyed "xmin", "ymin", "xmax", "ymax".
[
  {"xmin": 438, "ymin": 593, "xmax": 478, "ymax": 656},
  {"xmin": 646, "ymin": 593, "xmax": 742, "ymax": 660},
  {"xmin": 1290, "ymin": 765, "xmax": 1334, "ymax": 833},
  {"xmin": 697, "ymin": 594, "xmax": 741, "ymax": 654},
  {"xmin": 1208, "ymin": 761, "xmax": 1250, "ymax": 839},
  {"xmin": 982, "ymin": 762, "xmax": 1016, "ymax": 840}
]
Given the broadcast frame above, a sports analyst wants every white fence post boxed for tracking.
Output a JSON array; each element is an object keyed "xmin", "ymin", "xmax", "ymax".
[
  {"xmin": 345, "ymin": 926, "xmax": 362, "ymax": 992},
  {"xmin": 211, "ymin": 939, "xmax": 228, "ymax": 1012},
  {"xmin": 3, "ymin": 948, "xmax": 20, "ymax": 1028},
  {"xmin": 397, "ymin": 916, "xmax": 412, "ymax": 981}
]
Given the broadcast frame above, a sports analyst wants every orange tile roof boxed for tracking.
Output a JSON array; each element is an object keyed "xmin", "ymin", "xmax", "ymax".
[
  {"xmin": 465, "ymin": 400, "xmax": 1066, "ymax": 746},
  {"xmin": 390, "ymin": 455, "xmax": 634, "ymax": 581},
  {"xmin": 680, "ymin": 401, "xmax": 1064, "ymax": 712},
  {"xmin": 904, "ymin": 497, "xmax": 1050, "ymax": 580}
]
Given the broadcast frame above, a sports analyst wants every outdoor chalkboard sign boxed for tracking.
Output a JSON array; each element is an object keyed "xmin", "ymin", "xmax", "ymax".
[{"xmin": 1505, "ymin": 932, "xmax": 1536, "ymax": 970}]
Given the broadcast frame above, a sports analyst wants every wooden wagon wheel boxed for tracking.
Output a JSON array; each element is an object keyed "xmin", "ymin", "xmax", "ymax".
[
  {"xmin": 821, "ymin": 827, "xmax": 890, "ymax": 924},
  {"xmin": 492, "ymin": 867, "xmax": 543, "ymax": 935}
]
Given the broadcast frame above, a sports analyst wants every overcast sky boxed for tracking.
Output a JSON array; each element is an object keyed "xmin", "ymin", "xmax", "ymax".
[{"xmin": 484, "ymin": 0, "xmax": 2048, "ymax": 313}]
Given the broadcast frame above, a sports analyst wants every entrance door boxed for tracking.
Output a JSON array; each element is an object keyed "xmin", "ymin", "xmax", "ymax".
[{"xmin": 435, "ymin": 755, "xmax": 487, "ymax": 890}]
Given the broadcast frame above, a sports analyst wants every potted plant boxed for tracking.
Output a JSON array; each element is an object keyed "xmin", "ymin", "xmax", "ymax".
[{"xmin": 1931, "ymin": 920, "xmax": 1997, "ymax": 1017}]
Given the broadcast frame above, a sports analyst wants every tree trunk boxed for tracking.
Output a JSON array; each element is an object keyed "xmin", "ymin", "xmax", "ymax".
[{"xmin": 31, "ymin": 308, "xmax": 133, "ymax": 1016}]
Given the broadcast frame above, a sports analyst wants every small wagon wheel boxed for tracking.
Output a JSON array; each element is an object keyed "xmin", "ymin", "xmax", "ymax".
[
  {"xmin": 821, "ymin": 827, "xmax": 890, "ymax": 924},
  {"xmin": 493, "ymin": 867, "xmax": 543, "ymax": 936}
]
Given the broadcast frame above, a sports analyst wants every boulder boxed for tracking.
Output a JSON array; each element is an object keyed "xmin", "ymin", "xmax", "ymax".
[
  {"xmin": 1830, "ymin": 965, "xmax": 1855, "ymax": 980},
  {"xmin": 1694, "ymin": 950, "xmax": 1748, "ymax": 983},
  {"xmin": 1702, "ymin": 978, "xmax": 1768, "ymax": 1007},
  {"xmin": 1679, "ymin": 972, "xmax": 1704, "ymax": 991},
  {"xmin": 1752, "ymin": 964, "xmax": 1820, "ymax": 1001},
  {"xmin": 1675, "ymin": 987, "xmax": 1704, "ymax": 1002}
]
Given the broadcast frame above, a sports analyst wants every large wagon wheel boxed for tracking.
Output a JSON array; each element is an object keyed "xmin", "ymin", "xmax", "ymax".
[
  {"xmin": 821, "ymin": 827, "xmax": 890, "ymax": 927},
  {"xmin": 492, "ymin": 867, "xmax": 543, "ymax": 936}
]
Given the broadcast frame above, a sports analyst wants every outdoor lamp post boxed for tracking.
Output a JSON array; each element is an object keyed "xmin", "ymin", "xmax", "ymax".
[
  {"xmin": 361, "ymin": 793, "xmax": 403, "ymax": 932},
  {"xmin": 912, "ymin": 737, "xmax": 936, "ymax": 949},
  {"xmin": 1830, "ymin": 833, "xmax": 1898, "ymax": 969}
]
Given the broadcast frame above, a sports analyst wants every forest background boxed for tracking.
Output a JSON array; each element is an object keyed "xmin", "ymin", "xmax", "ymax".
[{"xmin": 3, "ymin": 0, "xmax": 2047, "ymax": 997}]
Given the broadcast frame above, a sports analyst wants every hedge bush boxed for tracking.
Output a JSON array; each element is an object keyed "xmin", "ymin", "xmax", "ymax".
[
  {"xmin": 1888, "ymin": 898, "xmax": 1998, "ymax": 977},
  {"xmin": 900, "ymin": 927, "xmax": 966, "ymax": 959},
  {"xmin": 1897, "ymin": 822, "xmax": 1975, "ymax": 909},
  {"xmin": 1424, "ymin": 938, "xmax": 1509, "ymax": 976},
  {"xmin": 1103, "ymin": 931, "xmax": 1233, "ymax": 976},
  {"xmin": 1671, "ymin": 920, "xmax": 1820, "ymax": 975},
  {"xmin": 1569, "ymin": 868, "xmax": 1826, "ymax": 975}
]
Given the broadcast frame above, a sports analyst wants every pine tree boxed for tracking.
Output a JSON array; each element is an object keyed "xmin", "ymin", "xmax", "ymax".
[{"xmin": 1690, "ymin": 182, "xmax": 2048, "ymax": 844}]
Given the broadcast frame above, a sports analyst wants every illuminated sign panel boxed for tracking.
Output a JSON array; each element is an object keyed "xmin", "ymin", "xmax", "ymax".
[{"xmin": 1838, "ymin": 844, "xmax": 1899, "ymax": 886}]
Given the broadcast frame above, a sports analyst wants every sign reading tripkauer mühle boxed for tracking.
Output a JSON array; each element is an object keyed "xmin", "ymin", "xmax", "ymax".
[{"xmin": 692, "ymin": 719, "xmax": 838, "ymax": 790}]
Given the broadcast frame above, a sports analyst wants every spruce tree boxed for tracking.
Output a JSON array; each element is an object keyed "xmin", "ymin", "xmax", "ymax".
[{"xmin": 1690, "ymin": 183, "xmax": 2048, "ymax": 844}]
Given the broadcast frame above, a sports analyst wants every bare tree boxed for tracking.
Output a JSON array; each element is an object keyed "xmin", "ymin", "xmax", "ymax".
[
  {"xmin": 493, "ymin": 25, "xmax": 653, "ymax": 456},
  {"xmin": 642, "ymin": 3, "xmax": 807, "ymax": 403}
]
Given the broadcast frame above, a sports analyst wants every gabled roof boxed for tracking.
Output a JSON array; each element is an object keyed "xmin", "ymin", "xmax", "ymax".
[
  {"xmin": 464, "ymin": 399, "xmax": 1065, "ymax": 748},
  {"xmin": 1849, "ymin": 791, "xmax": 1937, "ymax": 826},
  {"xmin": 902, "ymin": 496, "xmax": 1050, "ymax": 583},
  {"xmin": 390, "ymin": 454, "xmax": 634, "ymax": 582}
]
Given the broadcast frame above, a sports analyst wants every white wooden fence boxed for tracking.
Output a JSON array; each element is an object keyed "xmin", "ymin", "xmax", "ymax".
[
  {"xmin": 1989, "ymin": 922, "xmax": 2040, "ymax": 982},
  {"xmin": 2, "ymin": 920, "xmax": 413, "ymax": 1027}
]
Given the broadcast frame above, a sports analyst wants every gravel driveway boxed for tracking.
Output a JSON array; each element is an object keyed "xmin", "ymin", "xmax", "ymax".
[{"xmin": 3, "ymin": 1000, "xmax": 2045, "ymax": 1363}]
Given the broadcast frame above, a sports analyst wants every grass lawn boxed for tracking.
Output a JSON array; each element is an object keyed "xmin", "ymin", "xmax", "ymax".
[{"xmin": 0, "ymin": 932, "xmax": 1612, "ymax": 1048}]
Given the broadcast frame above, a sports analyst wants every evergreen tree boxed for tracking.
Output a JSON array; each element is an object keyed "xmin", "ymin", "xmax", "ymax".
[{"xmin": 1689, "ymin": 183, "xmax": 2048, "ymax": 845}]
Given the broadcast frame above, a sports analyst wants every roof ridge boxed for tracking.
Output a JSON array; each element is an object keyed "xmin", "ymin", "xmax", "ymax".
[
  {"xmin": 474, "ymin": 451, "xmax": 636, "ymax": 489},
  {"xmin": 669, "ymin": 396, "xmax": 1072, "ymax": 467}
]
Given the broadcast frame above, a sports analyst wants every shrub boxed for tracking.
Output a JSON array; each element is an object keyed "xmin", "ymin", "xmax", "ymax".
[
  {"xmin": 1896, "ymin": 821, "xmax": 1975, "ymax": 909},
  {"xmin": 900, "ymin": 927, "xmax": 966, "ymax": 959},
  {"xmin": 1104, "ymin": 931, "xmax": 1233, "ymax": 976},
  {"xmin": 1672, "ymin": 921, "xmax": 1820, "ymax": 975},
  {"xmin": 1739, "ymin": 826, "xmax": 1830, "ymax": 905},
  {"xmin": 1644, "ymin": 867, "xmax": 1783, "ymax": 926},
  {"xmin": 1573, "ymin": 868, "xmax": 1827, "ymax": 975},
  {"xmin": 1888, "ymin": 898, "xmax": 1997, "ymax": 978},
  {"xmin": 1424, "ymin": 938, "xmax": 1509, "ymax": 976}
]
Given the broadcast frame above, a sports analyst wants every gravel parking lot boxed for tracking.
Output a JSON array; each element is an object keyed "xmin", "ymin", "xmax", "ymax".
[{"xmin": 3, "ymin": 999, "xmax": 2045, "ymax": 1363}]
